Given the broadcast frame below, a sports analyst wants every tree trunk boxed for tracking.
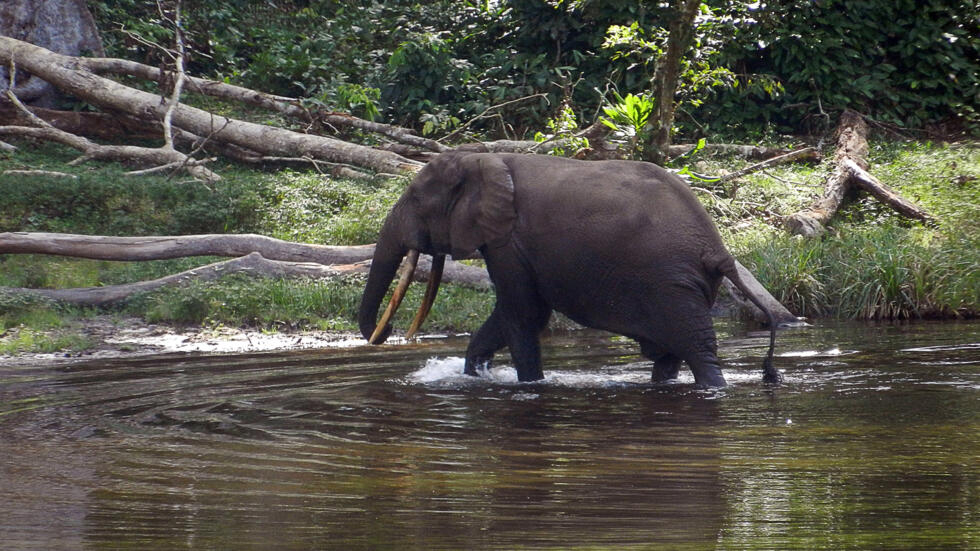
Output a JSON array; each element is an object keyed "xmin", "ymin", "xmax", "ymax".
[
  {"xmin": 645, "ymin": 0, "xmax": 701, "ymax": 166},
  {"xmin": 0, "ymin": 37, "xmax": 423, "ymax": 175}
]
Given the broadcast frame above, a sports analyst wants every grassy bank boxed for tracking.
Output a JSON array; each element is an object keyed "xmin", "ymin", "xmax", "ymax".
[{"xmin": 1, "ymin": 139, "xmax": 978, "ymax": 354}]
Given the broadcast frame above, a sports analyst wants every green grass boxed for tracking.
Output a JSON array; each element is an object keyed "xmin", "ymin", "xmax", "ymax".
[
  {"xmin": 122, "ymin": 273, "xmax": 494, "ymax": 333},
  {"xmin": 734, "ymin": 224, "xmax": 979, "ymax": 319},
  {"xmin": 0, "ymin": 292, "xmax": 97, "ymax": 354}
]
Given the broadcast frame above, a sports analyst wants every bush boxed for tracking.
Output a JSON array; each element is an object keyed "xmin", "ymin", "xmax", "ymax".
[{"xmin": 709, "ymin": 0, "xmax": 980, "ymax": 134}]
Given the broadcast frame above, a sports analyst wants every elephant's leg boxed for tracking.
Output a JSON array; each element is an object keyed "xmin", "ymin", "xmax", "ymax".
[
  {"xmin": 645, "ymin": 300, "xmax": 727, "ymax": 387},
  {"xmin": 499, "ymin": 303, "xmax": 551, "ymax": 382},
  {"xmin": 681, "ymin": 324, "xmax": 727, "ymax": 388},
  {"xmin": 686, "ymin": 353, "xmax": 727, "ymax": 388},
  {"xmin": 638, "ymin": 339, "xmax": 681, "ymax": 382},
  {"xmin": 484, "ymin": 254, "xmax": 552, "ymax": 382},
  {"xmin": 464, "ymin": 308, "xmax": 505, "ymax": 376},
  {"xmin": 654, "ymin": 355, "xmax": 682, "ymax": 382}
]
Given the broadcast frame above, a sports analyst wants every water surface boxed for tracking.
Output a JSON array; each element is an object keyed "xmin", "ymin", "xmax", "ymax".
[{"xmin": 1, "ymin": 321, "xmax": 977, "ymax": 550}]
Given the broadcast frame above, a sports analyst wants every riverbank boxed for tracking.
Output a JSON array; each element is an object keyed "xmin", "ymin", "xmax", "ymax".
[
  {"xmin": 0, "ymin": 314, "xmax": 373, "ymax": 367},
  {"xmin": 1, "ymin": 139, "xmax": 978, "ymax": 358}
]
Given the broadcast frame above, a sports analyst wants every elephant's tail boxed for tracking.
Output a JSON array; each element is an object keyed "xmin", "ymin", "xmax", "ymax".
[{"xmin": 715, "ymin": 254, "xmax": 782, "ymax": 384}]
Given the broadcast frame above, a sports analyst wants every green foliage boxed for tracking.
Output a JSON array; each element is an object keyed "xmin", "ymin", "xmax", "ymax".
[
  {"xmin": 713, "ymin": 0, "xmax": 980, "ymax": 133},
  {"xmin": 600, "ymin": 92, "xmax": 655, "ymax": 156},
  {"xmin": 259, "ymin": 172, "xmax": 405, "ymax": 245},
  {"xmin": 0, "ymin": 326, "xmax": 94, "ymax": 355},
  {"xmin": 739, "ymin": 224, "xmax": 979, "ymax": 320},
  {"xmin": 88, "ymin": 0, "xmax": 978, "ymax": 138},
  {"xmin": 533, "ymin": 104, "xmax": 590, "ymax": 156}
]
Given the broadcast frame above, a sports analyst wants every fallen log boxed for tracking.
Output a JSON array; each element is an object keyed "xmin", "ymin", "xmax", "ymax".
[
  {"xmin": 0, "ymin": 37, "xmax": 423, "ymax": 175},
  {"xmin": 722, "ymin": 261, "xmax": 804, "ymax": 326},
  {"xmin": 785, "ymin": 110, "xmax": 933, "ymax": 237},
  {"xmin": 0, "ymin": 232, "xmax": 377, "ymax": 265},
  {"xmin": 77, "ymin": 57, "xmax": 449, "ymax": 153}
]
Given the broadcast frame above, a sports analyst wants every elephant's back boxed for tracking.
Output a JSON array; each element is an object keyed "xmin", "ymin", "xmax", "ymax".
[
  {"xmin": 506, "ymin": 155, "xmax": 721, "ymax": 259},
  {"xmin": 501, "ymin": 155, "xmax": 729, "ymax": 324}
]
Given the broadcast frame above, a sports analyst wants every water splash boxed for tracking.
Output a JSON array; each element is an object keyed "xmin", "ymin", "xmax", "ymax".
[{"xmin": 405, "ymin": 357, "xmax": 778, "ymax": 389}]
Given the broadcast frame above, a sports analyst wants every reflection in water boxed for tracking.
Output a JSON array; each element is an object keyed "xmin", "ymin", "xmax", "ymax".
[{"xmin": 0, "ymin": 320, "xmax": 978, "ymax": 549}]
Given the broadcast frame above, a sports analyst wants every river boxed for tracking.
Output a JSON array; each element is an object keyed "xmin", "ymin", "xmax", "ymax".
[{"xmin": 1, "ymin": 320, "xmax": 977, "ymax": 550}]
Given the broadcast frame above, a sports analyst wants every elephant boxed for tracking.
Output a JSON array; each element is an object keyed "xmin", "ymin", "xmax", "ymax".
[{"xmin": 358, "ymin": 149, "xmax": 780, "ymax": 387}]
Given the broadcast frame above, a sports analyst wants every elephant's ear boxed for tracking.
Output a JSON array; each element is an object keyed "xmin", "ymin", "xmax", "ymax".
[{"xmin": 448, "ymin": 154, "xmax": 517, "ymax": 259}]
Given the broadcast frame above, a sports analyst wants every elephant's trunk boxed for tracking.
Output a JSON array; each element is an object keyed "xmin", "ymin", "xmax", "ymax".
[
  {"xmin": 359, "ymin": 228, "xmax": 446, "ymax": 344},
  {"xmin": 359, "ymin": 234, "xmax": 407, "ymax": 344}
]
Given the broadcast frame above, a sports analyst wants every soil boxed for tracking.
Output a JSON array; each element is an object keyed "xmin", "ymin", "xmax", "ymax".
[{"xmin": 0, "ymin": 315, "xmax": 369, "ymax": 367}]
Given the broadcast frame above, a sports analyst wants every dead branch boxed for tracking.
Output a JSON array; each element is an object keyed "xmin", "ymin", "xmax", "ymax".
[
  {"xmin": 2, "ymin": 169, "xmax": 77, "ymax": 179},
  {"xmin": 718, "ymin": 147, "xmax": 820, "ymax": 183},
  {"xmin": 0, "ymin": 37, "xmax": 424, "ymax": 175},
  {"xmin": 0, "ymin": 121, "xmax": 220, "ymax": 181},
  {"xmin": 785, "ymin": 110, "xmax": 933, "ymax": 237},
  {"xmin": 668, "ymin": 143, "xmax": 819, "ymax": 161},
  {"xmin": 76, "ymin": 57, "xmax": 448, "ymax": 153},
  {"xmin": 157, "ymin": 2, "xmax": 186, "ymax": 154},
  {"xmin": 842, "ymin": 159, "xmax": 934, "ymax": 224}
]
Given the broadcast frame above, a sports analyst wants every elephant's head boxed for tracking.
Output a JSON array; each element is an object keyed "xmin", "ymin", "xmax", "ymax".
[{"xmin": 358, "ymin": 149, "xmax": 517, "ymax": 344}]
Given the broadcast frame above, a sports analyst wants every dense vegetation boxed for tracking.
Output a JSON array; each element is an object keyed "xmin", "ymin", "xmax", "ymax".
[{"xmin": 89, "ymin": 0, "xmax": 979, "ymax": 138}]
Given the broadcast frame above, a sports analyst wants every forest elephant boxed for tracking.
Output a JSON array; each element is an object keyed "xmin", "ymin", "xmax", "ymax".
[{"xmin": 358, "ymin": 149, "xmax": 781, "ymax": 387}]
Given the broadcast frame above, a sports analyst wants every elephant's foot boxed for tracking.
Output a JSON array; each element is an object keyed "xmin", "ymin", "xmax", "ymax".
[
  {"xmin": 463, "ymin": 358, "xmax": 492, "ymax": 377},
  {"xmin": 514, "ymin": 365, "xmax": 544, "ymax": 382},
  {"xmin": 652, "ymin": 354, "xmax": 681, "ymax": 383},
  {"xmin": 688, "ymin": 358, "xmax": 728, "ymax": 388}
]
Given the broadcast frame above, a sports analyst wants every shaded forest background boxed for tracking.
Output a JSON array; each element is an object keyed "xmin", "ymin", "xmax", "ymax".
[{"xmin": 88, "ymin": 0, "xmax": 979, "ymax": 141}]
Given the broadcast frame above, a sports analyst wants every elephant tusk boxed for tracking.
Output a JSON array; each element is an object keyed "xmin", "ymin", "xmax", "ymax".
[
  {"xmin": 405, "ymin": 254, "xmax": 445, "ymax": 340},
  {"xmin": 369, "ymin": 249, "xmax": 419, "ymax": 345}
]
